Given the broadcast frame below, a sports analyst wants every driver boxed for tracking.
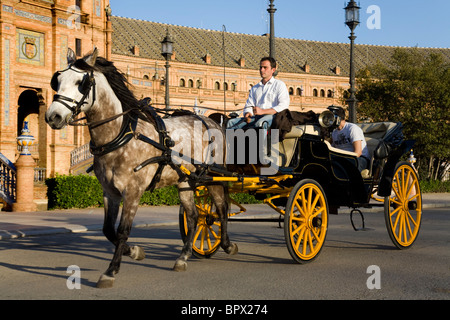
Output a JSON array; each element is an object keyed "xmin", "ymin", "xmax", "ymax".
[
  {"xmin": 227, "ymin": 57, "xmax": 289, "ymax": 129},
  {"xmin": 330, "ymin": 106, "xmax": 370, "ymax": 172}
]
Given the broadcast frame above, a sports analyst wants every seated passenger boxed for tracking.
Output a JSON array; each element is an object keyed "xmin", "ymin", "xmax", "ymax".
[
  {"xmin": 330, "ymin": 106, "xmax": 370, "ymax": 172},
  {"xmin": 227, "ymin": 57, "xmax": 289, "ymax": 129}
]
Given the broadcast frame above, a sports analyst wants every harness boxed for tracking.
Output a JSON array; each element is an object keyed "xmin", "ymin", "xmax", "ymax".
[
  {"xmin": 51, "ymin": 67, "xmax": 96, "ymax": 124},
  {"xmin": 51, "ymin": 68, "xmax": 225, "ymax": 191}
]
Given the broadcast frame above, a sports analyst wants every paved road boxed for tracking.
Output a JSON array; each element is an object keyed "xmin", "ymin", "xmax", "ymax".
[{"xmin": 0, "ymin": 208, "xmax": 448, "ymax": 301}]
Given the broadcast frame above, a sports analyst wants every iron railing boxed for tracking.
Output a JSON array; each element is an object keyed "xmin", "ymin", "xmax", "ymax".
[
  {"xmin": 0, "ymin": 153, "xmax": 16, "ymax": 205},
  {"xmin": 70, "ymin": 143, "xmax": 93, "ymax": 167}
]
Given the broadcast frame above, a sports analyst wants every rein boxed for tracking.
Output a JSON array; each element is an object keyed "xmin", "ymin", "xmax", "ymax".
[{"xmin": 69, "ymin": 109, "xmax": 134, "ymax": 129}]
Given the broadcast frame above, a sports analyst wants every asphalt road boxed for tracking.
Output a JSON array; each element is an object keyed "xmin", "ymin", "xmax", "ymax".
[{"xmin": 0, "ymin": 208, "xmax": 448, "ymax": 302}]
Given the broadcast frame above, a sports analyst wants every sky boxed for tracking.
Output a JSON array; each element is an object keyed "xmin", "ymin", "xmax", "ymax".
[{"xmin": 109, "ymin": 0, "xmax": 449, "ymax": 49}]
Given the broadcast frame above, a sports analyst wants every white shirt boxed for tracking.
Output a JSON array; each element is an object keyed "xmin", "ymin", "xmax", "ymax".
[
  {"xmin": 243, "ymin": 77, "xmax": 290, "ymax": 116},
  {"xmin": 332, "ymin": 122, "xmax": 370, "ymax": 158}
]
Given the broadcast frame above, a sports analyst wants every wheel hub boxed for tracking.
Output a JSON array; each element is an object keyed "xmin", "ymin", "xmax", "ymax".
[{"xmin": 312, "ymin": 217, "xmax": 322, "ymax": 228}]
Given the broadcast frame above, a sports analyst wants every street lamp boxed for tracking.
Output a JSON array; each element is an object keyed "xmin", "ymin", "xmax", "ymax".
[
  {"xmin": 267, "ymin": 0, "xmax": 276, "ymax": 59},
  {"xmin": 161, "ymin": 29, "xmax": 173, "ymax": 110},
  {"xmin": 344, "ymin": 0, "xmax": 360, "ymax": 123}
]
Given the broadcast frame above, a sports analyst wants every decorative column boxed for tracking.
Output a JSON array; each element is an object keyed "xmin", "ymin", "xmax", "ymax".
[{"xmin": 12, "ymin": 122, "xmax": 36, "ymax": 212}]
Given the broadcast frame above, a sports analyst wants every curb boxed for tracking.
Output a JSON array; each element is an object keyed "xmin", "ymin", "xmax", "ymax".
[{"xmin": 0, "ymin": 202, "xmax": 447, "ymax": 241}]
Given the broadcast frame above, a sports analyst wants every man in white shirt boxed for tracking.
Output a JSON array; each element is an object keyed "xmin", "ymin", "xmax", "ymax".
[
  {"xmin": 330, "ymin": 106, "xmax": 370, "ymax": 172},
  {"xmin": 227, "ymin": 57, "xmax": 289, "ymax": 129}
]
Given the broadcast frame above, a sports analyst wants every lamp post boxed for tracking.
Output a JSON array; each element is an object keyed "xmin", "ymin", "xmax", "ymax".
[
  {"xmin": 267, "ymin": 0, "xmax": 276, "ymax": 59},
  {"xmin": 344, "ymin": 0, "xmax": 360, "ymax": 123},
  {"xmin": 161, "ymin": 29, "xmax": 173, "ymax": 110}
]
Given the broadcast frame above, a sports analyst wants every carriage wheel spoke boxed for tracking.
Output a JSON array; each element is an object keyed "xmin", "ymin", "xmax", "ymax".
[
  {"xmin": 385, "ymin": 163, "xmax": 422, "ymax": 248},
  {"xmin": 286, "ymin": 181, "xmax": 328, "ymax": 263}
]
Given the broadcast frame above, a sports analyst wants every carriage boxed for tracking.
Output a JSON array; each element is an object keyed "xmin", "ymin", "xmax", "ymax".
[
  {"xmin": 179, "ymin": 108, "xmax": 422, "ymax": 263},
  {"xmin": 46, "ymin": 48, "xmax": 422, "ymax": 287}
]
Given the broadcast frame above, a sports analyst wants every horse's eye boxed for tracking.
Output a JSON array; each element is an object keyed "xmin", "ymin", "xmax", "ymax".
[{"xmin": 75, "ymin": 80, "xmax": 82, "ymax": 85}]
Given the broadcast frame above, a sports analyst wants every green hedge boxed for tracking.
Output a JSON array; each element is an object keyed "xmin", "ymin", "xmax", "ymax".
[
  {"xmin": 45, "ymin": 174, "xmax": 260, "ymax": 210},
  {"xmin": 48, "ymin": 174, "xmax": 447, "ymax": 210},
  {"xmin": 419, "ymin": 179, "xmax": 450, "ymax": 193},
  {"xmin": 46, "ymin": 175, "xmax": 103, "ymax": 209}
]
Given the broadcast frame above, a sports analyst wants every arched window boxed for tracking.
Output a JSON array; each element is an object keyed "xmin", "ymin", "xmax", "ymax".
[
  {"xmin": 224, "ymin": 82, "xmax": 229, "ymax": 91},
  {"xmin": 179, "ymin": 78, "xmax": 186, "ymax": 87},
  {"xmin": 215, "ymin": 81, "xmax": 220, "ymax": 90},
  {"xmin": 289, "ymin": 87, "xmax": 294, "ymax": 95},
  {"xmin": 313, "ymin": 89, "xmax": 318, "ymax": 97},
  {"xmin": 327, "ymin": 89, "xmax": 333, "ymax": 98},
  {"xmin": 188, "ymin": 79, "xmax": 194, "ymax": 88},
  {"xmin": 320, "ymin": 89, "xmax": 325, "ymax": 97},
  {"xmin": 296, "ymin": 88, "xmax": 302, "ymax": 96},
  {"xmin": 231, "ymin": 82, "xmax": 237, "ymax": 91},
  {"xmin": 143, "ymin": 74, "xmax": 149, "ymax": 80}
]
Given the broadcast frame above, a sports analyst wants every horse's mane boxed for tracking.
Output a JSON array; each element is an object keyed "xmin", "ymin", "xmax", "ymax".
[{"xmin": 73, "ymin": 55, "xmax": 139, "ymax": 114}]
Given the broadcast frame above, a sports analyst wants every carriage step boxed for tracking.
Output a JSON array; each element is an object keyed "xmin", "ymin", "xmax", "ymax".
[{"xmin": 350, "ymin": 209, "xmax": 370, "ymax": 231}]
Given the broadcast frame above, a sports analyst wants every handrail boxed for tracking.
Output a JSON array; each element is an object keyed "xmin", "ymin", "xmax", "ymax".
[
  {"xmin": 0, "ymin": 152, "xmax": 16, "ymax": 205},
  {"xmin": 70, "ymin": 143, "xmax": 93, "ymax": 167}
]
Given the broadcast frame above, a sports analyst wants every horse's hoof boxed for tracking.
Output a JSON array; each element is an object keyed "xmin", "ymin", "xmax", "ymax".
[
  {"xmin": 96, "ymin": 274, "xmax": 115, "ymax": 289},
  {"xmin": 129, "ymin": 245, "xmax": 145, "ymax": 261},
  {"xmin": 173, "ymin": 260, "xmax": 187, "ymax": 272},
  {"xmin": 226, "ymin": 243, "xmax": 238, "ymax": 255}
]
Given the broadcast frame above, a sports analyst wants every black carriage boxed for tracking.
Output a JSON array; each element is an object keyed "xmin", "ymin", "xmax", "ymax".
[{"xmin": 179, "ymin": 108, "xmax": 422, "ymax": 263}]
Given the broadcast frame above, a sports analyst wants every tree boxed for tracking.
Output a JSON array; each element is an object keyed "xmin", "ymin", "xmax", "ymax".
[{"xmin": 356, "ymin": 48, "xmax": 450, "ymax": 179}]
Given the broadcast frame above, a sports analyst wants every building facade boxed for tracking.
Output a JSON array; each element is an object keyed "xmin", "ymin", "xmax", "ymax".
[
  {"xmin": 1, "ymin": 0, "xmax": 449, "ymax": 178},
  {"xmin": 0, "ymin": 0, "xmax": 111, "ymax": 177}
]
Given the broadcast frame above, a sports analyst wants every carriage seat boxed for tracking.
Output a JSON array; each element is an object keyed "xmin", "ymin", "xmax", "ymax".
[
  {"xmin": 355, "ymin": 122, "xmax": 398, "ymax": 158},
  {"xmin": 277, "ymin": 124, "xmax": 321, "ymax": 167},
  {"xmin": 276, "ymin": 122, "xmax": 398, "ymax": 170}
]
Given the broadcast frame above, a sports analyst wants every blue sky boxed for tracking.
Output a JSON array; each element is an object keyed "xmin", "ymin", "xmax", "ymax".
[{"xmin": 109, "ymin": 0, "xmax": 449, "ymax": 49}]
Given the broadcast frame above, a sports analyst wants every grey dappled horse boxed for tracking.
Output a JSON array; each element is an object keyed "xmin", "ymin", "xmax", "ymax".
[{"xmin": 45, "ymin": 48, "xmax": 237, "ymax": 288}]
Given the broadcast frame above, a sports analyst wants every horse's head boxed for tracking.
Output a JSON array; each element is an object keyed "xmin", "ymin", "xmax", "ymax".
[{"xmin": 45, "ymin": 48, "xmax": 98, "ymax": 129}]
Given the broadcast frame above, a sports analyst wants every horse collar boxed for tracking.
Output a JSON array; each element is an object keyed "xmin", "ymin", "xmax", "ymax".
[{"xmin": 89, "ymin": 113, "xmax": 138, "ymax": 157}]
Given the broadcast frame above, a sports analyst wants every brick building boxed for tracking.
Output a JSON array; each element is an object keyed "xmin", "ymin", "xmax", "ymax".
[
  {"xmin": 0, "ymin": 0, "xmax": 111, "ymax": 178},
  {"xmin": 1, "ymin": 0, "xmax": 449, "ymax": 179}
]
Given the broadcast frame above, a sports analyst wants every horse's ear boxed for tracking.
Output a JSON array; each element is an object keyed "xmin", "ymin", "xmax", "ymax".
[
  {"xmin": 67, "ymin": 48, "xmax": 76, "ymax": 65},
  {"xmin": 84, "ymin": 47, "xmax": 98, "ymax": 67}
]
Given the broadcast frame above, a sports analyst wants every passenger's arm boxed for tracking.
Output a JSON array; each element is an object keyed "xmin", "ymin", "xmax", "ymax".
[{"xmin": 353, "ymin": 140, "xmax": 363, "ymax": 157}]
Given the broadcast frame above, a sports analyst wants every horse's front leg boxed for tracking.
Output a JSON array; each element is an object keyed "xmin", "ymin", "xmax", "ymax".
[
  {"xmin": 97, "ymin": 196, "xmax": 144, "ymax": 288},
  {"xmin": 173, "ymin": 182, "xmax": 198, "ymax": 272}
]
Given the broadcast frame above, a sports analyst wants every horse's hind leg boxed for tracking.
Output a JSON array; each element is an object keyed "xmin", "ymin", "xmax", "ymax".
[
  {"xmin": 97, "ymin": 195, "xmax": 143, "ymax": 288},
  {"xmin": 208, "ymin": 184, "xmax": 238, "ymax": 255},
  {"xmin": 173, "ymin": 182, "xmax": 198, "ymax": 272}
]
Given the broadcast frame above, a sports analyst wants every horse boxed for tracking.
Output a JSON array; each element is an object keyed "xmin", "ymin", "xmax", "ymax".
[{"xmin": 45, "ymin": 48, "xmax": 238, "ymax": 288}]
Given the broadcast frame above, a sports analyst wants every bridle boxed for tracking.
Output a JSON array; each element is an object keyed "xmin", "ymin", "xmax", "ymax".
[{"xmin": 51, "ymin": 66, "xmax": 96, "ymax": 125}]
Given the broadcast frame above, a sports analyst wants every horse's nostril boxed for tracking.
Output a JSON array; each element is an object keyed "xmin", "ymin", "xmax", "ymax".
[
  {"xmin": 46, "ymin": 113, "xmax": 63, "ymax": 128},
  {"xmin": 54, "ymin": 114, "xmax": 62, "ymax": 125}
]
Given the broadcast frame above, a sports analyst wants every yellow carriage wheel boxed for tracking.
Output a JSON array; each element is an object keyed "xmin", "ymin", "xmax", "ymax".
[
  {"xmin": 284, "ymin": 179, "xmax": 328, "ymax": 263},
  {"xmin": 179, "ymin": 187, "xmax": 221, "ymax": 258},
  {"xmin": 384, "ymin": 162, "xmax": 422, "ymax": 249}
]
